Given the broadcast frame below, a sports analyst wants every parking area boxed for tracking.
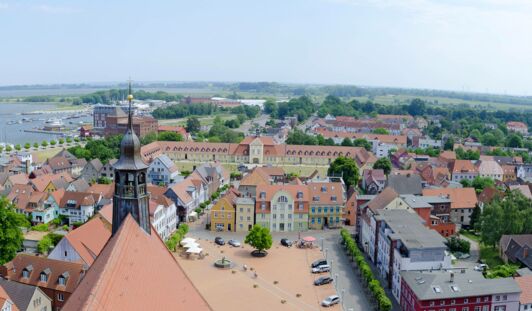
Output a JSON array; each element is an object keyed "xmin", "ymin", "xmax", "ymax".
[{"xmin": 175, "ymin": 235, "xmax": 341, "ymax": 311}]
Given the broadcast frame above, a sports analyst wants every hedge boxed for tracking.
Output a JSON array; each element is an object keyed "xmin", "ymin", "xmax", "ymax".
[
  {"xmin": 165, "ymin": 223, "xmax": 190, "ymax": 251},
  {"xmin": 340, "ymin": 228, "xmax": 392, "ymax": 311}
]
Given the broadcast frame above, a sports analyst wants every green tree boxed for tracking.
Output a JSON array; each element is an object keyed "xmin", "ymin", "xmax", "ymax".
[
  {"xmin": 140, "ymin": 132, "xmax": 158, "ymax": 145},
  {"xmin": 74, "ymin": 137, "xmax": 80, "ymax": 142},
  {"xmin": 328, "ymin": 157, "xmax": 360, "ymax": 189},
  {"xmin": 263, "ymin": 99, "xmax": 277, "ymax": 116},
  {"xmin": 443, "ymin": 137, "xmax": 454, "ymax": 150},
  {"xmin": 5, "ymin": 145, "xmax": 12, "ymax": 152},
  {"xmin": 0, "ymin": 146, "xmax": 3, "ymax": 153},
  {"xmin": 33, "ymin": 142, "xmax": 39, "ymax": 149},
  {"xmin": 506, "ymin": 134, "xmax": 523, "ymax": 148},
  {"xmin": 341, "ymin": 137, "xmax": 353, "ymax": 146},
  {"xmin": 50, "ymin": 140, "xmax": 57, "ymax": 146},
  {"xmin": 407, "ymin": 98, "xmax": 426, "ymax": 116},
  {"xmin": 0, "ymin": 197, "xmax": 29, "ymax": 264},
  {"xmin": 24, "ymin": 143, "xmax": 31, "ymax": 150},
  {"xmin": 244, "ymin": 224, "xmax": 273, "ymax": 255},
  {"xmin": 58, "ymin": 138, "xmax": 65, "ymax": 144},
  {"xmin": 14, "ymin": 144, "xmax": 21, "ymax": 151},
  {"xmin": 373, "ymin": 128, "xmax": 389, "ymax": 135},
  {"xmin": 66, "ymin": 137, "xmax": 72, "ymax": 143},
  {"xmin": 471, "ymin": 176, "xmax": 495, "ymax": 193},
  {"xmin": 158, "ymin": 131, "xmax": 184, "ymax": 142},
  {"xmin": 97, "ymin": 177, "xmax": 112, "ymax": 184},
  {"xmin": 186, "ymin": 117, "xmax": 201, "ymax": 133},
  {"xmin": 353, "ymin": 138, "xmax": 372, "ymax": 151},
  {"xmin": 373, "ymin": 157, "xmax": 392, "ymax": 175}
]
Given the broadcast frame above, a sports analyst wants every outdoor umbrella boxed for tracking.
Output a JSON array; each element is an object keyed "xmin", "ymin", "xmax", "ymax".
[
  {"xmin": 180, "ymin": 238, "xmax": 196, "ymax": 246},
  {"xmin": 183, "ymin": 242, "xmax": 200, "ymax": 249},
  {"xmin": 302, "ymin": 236, "xmax": 316, "ymax": 242},
  {"xmin": 186, "ymin": 246, "xmax": 203, "ymax": 254}
]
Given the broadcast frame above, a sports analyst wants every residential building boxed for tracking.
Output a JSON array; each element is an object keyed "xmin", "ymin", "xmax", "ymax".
[
  {"xmin": 507, "ymin": 121, "xmax": 528, "ymax": 135},
  {"xmin": 238, "ymin": 168, "xmax": 270, "ymax": 198},
  {"xmin": 0, "ymin": 254, "xmax": 86, "ymax": 311},
  {"xmin": 516, "ymin": 275, "xmax": 532, "ymax": 311},
  {"xmin": 48, "ymin": 215, "xmax": 111, "ymax": 267},
  {"xmin": 79, "ymin": 125, "xmax": 93, "ymax": 138},
  {"xmin": 517, "ymin": 164, "xmax": 532, "ymax": 181},
  {"xmin": 0, "ymin": 282, "xmax": 16, "ymax": 311},
  {"xmin": 80, "ymin": 159, "xmax": 103, "ymax": 182},
  {"xmin": 62, "ymin": 88, "xmax": 210, "ymax": 310},
  {"xmin": 104, "ymin": 115, "xmax": 158, "ymax": 139},
  {"xmin": 140, "ymin": 135, "xmax": 377, "ymax": 169},
  {"xmin": 308, "ymin": 181, "xmax": 345, "ymax": 229},
  {"xmin": 54, "ymin": 189, "xmax": 101, "ymax": 225},
  {"xmin": 30, "ymin": 173, "xmax": 73, "ymax": 193},
  {"xmin": 477, "ymin": 160, "xmax": 503, "ymax": 181},
  {"xmin": 509, "ymin": 185, "xmax": 532, "ymax": 200},
  {"xmin": 165, "ymin": 177, "xmax": 205, "ymax": 222},
  {"xmin": 32, "ymin": 194, "xmax": 59, "ymax": 225},
  {"xmin": 400, "ymin": 269, "xmax": 521, "ymax": 311},
  {"xmin": 412, "ymin": 136, "xmax": 442, "ymax": 149},
  {"xmin": 375, "ymin": 209, "xmax": 451, "ymax": 301},
  {"xmin": 147, "ymin": 154, "xmax": 179, "ymax": 185},
  {"xmin": 235, "ymin": 197, "xmax": 255, "ymax": 232},
  {"xmin": 362, "ymin": 169, "xmax": 386, "ymax": 194},
  {"xmin": 451, "ymin": 160, "xmax": 479, "ymax": 182},
  {"xmin": 502, "ymin": 165, "xmax": 517, "ymax": 181},
  {"xmin": 210, "ymin": 189, "xmax": 239, "ymax": 232},
  {"xmin": 422, "ymin": 188, "xmax": 478, "ymax": 228},
  {"xmin": 386, "ymin": 174, "xmax": 423, "ymax": 195},
  {"xmin": 0, "ymin": 278, "xmax": 52, "ymax": 311},
  {"xmin": 66, "ymin": 179, "xmax": 90, "ymax": 193},
  {"xmin": 158, "ymin": 125, "xmax": 191, "ymax": 141},
  {"xmin": 147, "ymin": 185, "xmax": 177, "ymax": 241},
  {"xmin": 255, "ymin": 184, "xmax": 309, "ymax": 232},
  {"xmin": 98, "ymin": 159, "xmax": 117, "ymax": 180},
  {"xmin": 499, "ymin": 235, "xmax": 532, "ymax": 270}
]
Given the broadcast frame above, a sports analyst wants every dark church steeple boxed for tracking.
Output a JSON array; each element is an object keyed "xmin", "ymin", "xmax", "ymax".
[{"xmin": 112, "ymin": 80, "xmax": 151, "ymax": 235}]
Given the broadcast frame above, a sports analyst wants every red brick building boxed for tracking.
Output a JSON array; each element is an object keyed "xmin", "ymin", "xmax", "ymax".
[{"xmin": 104, "ymin": 115, "xmax": 158, "ymax": 138}]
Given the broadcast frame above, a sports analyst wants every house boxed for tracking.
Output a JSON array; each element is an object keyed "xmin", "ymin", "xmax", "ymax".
[
  {"xmin": 55, "ymin": 189, "xmax": 101, "ymax": 225},
  {"xmin": 210, "ymin": 188, "xmax": 239, "ymax": 232},
  {"xmin": 1, "ymin": 174, "xmax": 30, "ymax": 191},
  {"xmin": 157, "ymin": 125, "xmax": 191, "ymax": 141},
  {"xmin": 237, "ymin": 168, "xmax": 272, "ymax": 198},
  {"xmin": 374, "ymin": 209, "xmax": 451, "ymax": 301},
  {"xmin": 412, "ymin": 136, "xmax": 442, "ymax": 149},
  {"xmin": 477, "ymin": 187, "xmax": 505, "ymax": 209},
  {"xmin": 502, "ymin": 165, "xmax": 517, "ymax": 181},
  {"xmin": 500, "ymin": 235, "xmax": 532, "ymax": 270},
  {"xmin": 422, "ymin": 188, "xmax": 478, "ymax": 228},
  {"xmin": 478, "ymin": 160, "xmax": 504, "ymax": 181},
  {"xmin": 0, "ymin": 254, "xmax": 86, "ymax": 311},
  {"xmin": 21, "ymin": 231, "xmax": 48, "ymax": 254},
  {"xmin": 417, "ymin": 164, "xmax": 450, "ymax": 187},
  {"xmin": 385, "ymin": 174, "xmax": 422, "ymax": 195},
  {"xmin": 507, "ymin": 121, "xmax": 528, "ymax": 135},
  {"xmin": 0, "ymin": 284, "xmax": 17, "ymax": 311},
  {"xmin": 98, "ymin": 159, "xmax": 117, "ymax": 180},
  {"xmin": 79, "ymin": 125, "xmax": 93, "ymax": 138},
  {"xmin": 86, "ymin": 183, "xmax": 114, "ymax": 206},
  {"xmin": 451, "ymin": 160, "xmax": 479, "ymax": 182},
  {"xmin": 255, "ymin": 184, "xmax": 310, "ymax": 232},
  {"xmin": 46, "ymin": 156, "xmax": 72, "ymax": 175},
  {"xmin": 148, "ymin": 185, "xmax": 177, "ymax": 241},
  {"xmin": 47, "ymin": 216, "xmax": 111, "ymax": 267},
  {"xmin": 235, "ymin": 197, "xmax": 255, "ymax": 232},
  {"xmin": 80, "ymin": 159, "xmax": 103, "ymax": 183},
  {"xmin": 165, "ymin": 179, "xmax": 199, "ymax": 222},
  {"xmin": 400, "ymin": 269, "xmax": 521, "ymax": 311},
  {"xmin": 515, "ymin": 275, "xmax": 532, "ymax": 311},
  {"xmin": 30, "ymin": 173, "xmax": 73, "ymax": 193},
  {"xmin": 402, "ymin": 194, "xmax": 456, "ymax": 237},
  {"xmin": 391, "ymin": 150, "xmax": 415, "ymax": 170},
  {"xmin": 147, "ymin": 154, "xmax": 179, "ymax": 185},
  {"xmin": 509, "ymin": 185, "xmax": 532, "ymax": 200},
  {"xmin": 362, "ymin": 169, "xmax": 386, "ymax": 194},
  {"xmin": 308, "ymin": 181, "xmax": 345, "ymax": 229},
  {"xmin": 0, "ymin": 277, "xmax": 52, "ymax": 311},
  {"xmin": 66, "ymin": 179, "xmax": 90, "ymax": 192},
  {"xmin": 5, "ymin": 185, "xmax": 56, "ymax": 224}
]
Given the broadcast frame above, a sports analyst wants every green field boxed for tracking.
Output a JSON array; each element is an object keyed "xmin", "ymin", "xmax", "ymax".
[{"xmin": 158, "ymin": 113, "xmax": 237, "ymax": 127}]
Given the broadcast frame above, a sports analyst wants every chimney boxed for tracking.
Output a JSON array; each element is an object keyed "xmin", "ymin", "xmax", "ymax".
[
  {"xmin": 450, "ymin": 272, "xmax": 454, "ymax": 283},
  {"xmin": 524, "ymin": 246, "xmax": 529, "ymax": 259}
]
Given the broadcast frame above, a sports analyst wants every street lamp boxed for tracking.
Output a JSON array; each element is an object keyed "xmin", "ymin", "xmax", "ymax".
[
  {"xmin": 341, "ymin": 289, "xmax": 345, "ymax": 309},
  {"xmin": 335, "ymin": 273, "xmax": 338, "ymax": 289},
  {"xmin": 325, "ymin": 248, "xmax": 328, "ymax": 260}
]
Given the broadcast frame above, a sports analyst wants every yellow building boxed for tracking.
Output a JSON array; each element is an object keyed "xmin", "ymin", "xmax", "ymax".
[
  {"xmin": 235, "ymin": 197, "xmax": 255, "ymax": 232},
  {"xmin": 210, "ymin": 190, "xmax": 239, "ymax": 232}
]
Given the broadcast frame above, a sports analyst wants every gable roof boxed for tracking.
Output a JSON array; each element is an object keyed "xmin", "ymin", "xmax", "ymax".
[
  {"xmin": 367, "ymin": 187, "xmax": 399, "ymax": 212},
  {"xmin": 87, "ymin": 159, "xmax": 103, "ymax": 172},
  {"xmin": 0, "ymin": 284, "xmax": 19, "ymax": 311},
  {"xmin": 63, "ymin": 217, "xmax": 111, "ymax": 266},
  {"xmin": 69, "ymin": 179, "xmax": 90, "ymax": 192},
  {"xmin": 515, "ymin": 275, "xmax": 532, "ymax": 304},
  {"xmin": 452, "ymin": 160, "xmax": 478, "ymax": 174},
  {"xmin": 509, "ymin": 185, "xmax": 532, "ymax": 199},
  {"xmin": 422, "ymin": 188, "xmax": 478, "ymax": 209},
  {"xmin": 30, "ymin": 173, "xmax": 73, "ymax": 192},
  {"xmin": 59, "ymin": 191, "xmax": 101, "ymax": 209},
  {"xmin": 47, "ymin": 156, "xmax": 72, "ymax": 171},
  {"xmin": 386, "ymin": 174, "xmax": 422, "ymax": 195},
  {"xmin": 62, "ymin": 215, "xmax": 211, "ymax": 311},
  {"xmin": 0, "ymin": 277, "xmax": 43, "ymax": 311},
  {"xmin": 1, "ymin": 254, "xmax": 85, "ymax": 294},
  {"xmin": 7, "ymin": 174, "xmax": 29, "ymax": 187}
]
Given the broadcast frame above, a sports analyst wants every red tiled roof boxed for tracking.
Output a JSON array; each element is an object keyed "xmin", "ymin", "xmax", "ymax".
[
  {"xmin": 62, "ymin": 215, "xmax": 211, "ymax": 311},
  {"xmin": 367, "ymin": 187, "xmax": 399, "ymax": 212},
  {"xmin": 64, "ymin": 217, "xmax": 111, "ymax": 266},
  {"xmin": 423, "ymin": 188, "xmax": 478, "ymax": 209},
  {"xmin": 516, "ymin": 275, "xmax": 532, "ymax": 304},
  {"xmin": 451, "ymin": 160, "xmax": 478, "ymax": 174},
  {"xmin": 315, "ymin": 128, "xmax": 407, "ymax": 145}
]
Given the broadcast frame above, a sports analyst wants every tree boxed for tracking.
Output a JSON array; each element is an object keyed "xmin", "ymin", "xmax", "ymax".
[
  {"xmin": 373, "ymin": 158, "xmax": 392, "ymax": 175},
  {"xmin": 341, "ymin": 137, "xmax": 353, "ymax": 146},
  {"xmin": 263, "ymin": 99, "xmax": 277, "ymax": 116},
  {"xmin": 14, "ymin": 144, "xmax": 21, "ymax": 151},
  {"xmin": 328, "ymin": 157, "xmax": 360, "ymax": 189},
  {"xmin": 373, "ymin": 128, "xmax": 389, "ymax": 135},
  {"xmin": 24, "ymin": 143, "xmax": 31, "ymax": 150},
  {"xmin": 140, "ymin": 132, "xmax": 158, "ymax": 145},
  {"xmin": 506, "ymin": 134, "xmax": 523, "ymax": 148},
  {"xmin": 58, "ymin": 138, "xmax": 65, "ymax": 145},
  {"xmin": 353, "ymin": 138, "xmax": 372, "ymax": 151},
  {"xmin": 186, "ymin": 117, "xmax": 201, "ymax": 133},
  {"xmin": 74, "ymin": 137, "xmax": 80, "ymax": 142},
  {"xmin": 158, "ymin": 131, "xmax": 183, "ymax": 142},
  {"xmin": 50, "ymin": 140, "xmax": 57, "ymax": 146},
  {"xmin": 471, "ymin": 176, "xmax": 495, "ymax": 193},
  {"xmin": 5, "ymin": 145, "xmax": 12, "ymax": 152},
  {"xmin": 33, "ymin": 142, "xmax": 39, "ymax": 149},
  {"xmin": 97, "ymin": 177, "xmax": 112, "ymax": 184},
  {"xmin": 244, "ymin": 224, "xmax": 273, "ymax": 256},
  {"xmin": 66, "ymin": 137, "xmax": 72, "ymax": 143},
  {"xmin": 0, "ymin": 197, "xmax": 29, "ymax": 264},
  {"xmin": 407, "ymin": 98, "xmax": 426, "ymax": 116},
  {"xmin": 0, "ymin": 146, "xmax": 4, "ymax": 153},
  {"xmin": 443, "ymin": 137, "xmax": 454, "ymax": 150}
]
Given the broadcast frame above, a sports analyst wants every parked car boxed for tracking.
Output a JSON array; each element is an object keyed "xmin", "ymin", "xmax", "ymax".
[
  {"xmin": 214, "ymin": 237, "xmax": 225, "ymax": 245},
  {"xmin": 311, "ymin": 259, "xmax": 327, "ymax": 268},
  {"xmin": 281, "ymin": 238, "xmax": 292, "ymax": 247},
  {"xmin": 321, "ymin": 295, "xmax": 340, "ymax": 307},
  {"xmin": 314, "ymin": 276, "xmax": 333, "ymax": 286},
  {"xmin": 474, "ymin": 264, "xmax": 488, "ymax": 271},
  {"xmin": 228, "ymin": 239, "xmax": 241, "ymax": 247},
  {"xmin": 312, "ymin": 264, "xmax": 331, "ymax": 274}
]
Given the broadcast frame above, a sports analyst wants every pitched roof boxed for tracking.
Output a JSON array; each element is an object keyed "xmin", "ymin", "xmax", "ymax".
[
  {"xmin": 516, "ymin": 275, "xmax": 532, "ymax": 304},
  {"xmin": 87, "ymin": 183, "xmax": 114, "ymax": 200},
  {"xmin": 62, "ymin": 215, "xmax": 211, "ymax": 311},
  {"xmin": 59, "ymin": 191, "xmax": 101, "ymax": 209},
  {"xmin": 2, "ymin": 254, "xmax": 85, "ymax": 294},
  {"xmin": 477, "ymin": 187, "xmax": 504, "ymax": 204},
  {"xmin": 69, "ymin": 178, "xmax": 90, "ymax": 192},
  {"xmin": 0, "ymin": 284, "xmax": 19, "ymax": 311},
  {"xmin": 314, "ymin": 128, "xmax": 407, "ymax": 145},
  {"xmin": 509, "ymin": 185, "xmax": 532, "ymax": 199},
  {"xmin": 168, "ymin": 180, "xmax": 194, "ymax": 204},
  {"xmin": 363, "ymin": 169, "xmax": 386, "ymax": 183},
  {"xmin": 386, "ymin": 174, "xmax": 422, "ymax": 195},
  {"xmin": 7, "ymin": 174, "xmax": 29, "ymax": 186},
  {"xmin": 239, "ymin": 169, "xmax": 270, "ymax": 186},
  {"xmin": 30, "ymin": 173, "xmax": 73, "ymax": 192},
  {"xmin": 63, "ymin": 217, "xmax": 111, "ymax": 266},
  {"xmin": 478, "ymin": 160, "xmax": 503, "ymax": 175},
  {"xmin": 308, "ymin": 182, "xmax": 345, "ymax": 205},
  {"xmin": 0, "ymin": 277, "xmax": 43, "ymax": 311},
  {"xmin": 367, "ymin": 187, "xmax": 399, "ymax": 212},
  {"xmin": 452, "ymin": 160, "xmax": 478, "ymax": 174},
  {"xmin": 422, "ymin": 188, "xmax": 478, "ymax": 209},
  {"xmin": 88, "ymin": 159, "xmax": 103, "ymax": 172},
  {"xmin": 97, "ymin": 203, "xmax": 113, "ymax": 225},
  {"xmin": 47, "ymin": 156, "xmax": 72, "ymax": 171}
]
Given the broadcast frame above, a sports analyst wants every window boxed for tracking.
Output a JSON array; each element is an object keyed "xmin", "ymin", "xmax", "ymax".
[
  {"xmin": 495, "ymin": 296, "xmax": 500, "ymax": 302},
  {"xmin": 463, "ymin": 298, "xmax": 468, "ymax": 303},
  {"xmin": 22, "ymin": 270, "xmax": 30, "ymax": 278},
  {"xmin": 57, "ymin": 293, "xmax": 64, "ymax": 302},
  {"xmin": 462, "ymin": 308, "xmax": 469, "ymax": 311},
  {"xmin": 39, "ymin": 273, "xmax": 48, "ymax": 282},
  {"xmin": 474, "ymin": 307, "xmax": 481, "ymax": 311},
  {"xmin": 331, "ymin": 196, "xmax": 337, "ymax": 202},
  {"xmin": 58, "ymin": 276, "xmax": 66, "ymax": 285},
  {"xmin": 277, "ymin": 196, "xmax": 288, "ymax": 203},
  {"xmin": 502, "ymin": 295, "xmax": 507, "ymax": 301}
]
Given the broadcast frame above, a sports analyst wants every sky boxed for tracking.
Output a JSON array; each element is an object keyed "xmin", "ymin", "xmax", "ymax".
[{"xmin": 1, "ymin": 0, "xmax": 532, "ymax": 95}]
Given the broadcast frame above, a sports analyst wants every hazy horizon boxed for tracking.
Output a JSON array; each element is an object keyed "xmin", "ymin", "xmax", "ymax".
[{"xmin": 1, "ymin": 0, "xmax": 532, "ymax": 95}]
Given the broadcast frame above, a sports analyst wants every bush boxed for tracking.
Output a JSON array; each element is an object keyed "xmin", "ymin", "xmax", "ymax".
[
  {"xmin": 32, "ymin": 223, "xmax": 49, "ymax": 232},
  {"xmin": 446, "ymin": 236, "xmax": 470, "ymax": 254}
]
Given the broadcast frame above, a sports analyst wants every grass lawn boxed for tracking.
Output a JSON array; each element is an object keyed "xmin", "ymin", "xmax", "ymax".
[
  {"xmin": 459, "ymin": 230, "xmax": 481, "ymax": 242},
  {"xmin": 158, "ymin": 114, "xmax": 236, "ymax": 127},
  {"xmin": 479, "ymin": 243, "xmax": 504, "ymax": 267}
]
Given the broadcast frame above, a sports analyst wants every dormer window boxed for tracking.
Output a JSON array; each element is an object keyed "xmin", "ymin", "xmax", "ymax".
[
  {"xmin": 58, "ymin": 276, "xmax": 66, "ymax": 285},
  {"xmin": 260, "ymin": 192, "xmax": 266, "ymax": 199},
  {"xmin": 321, "ymin": 186, "xmax": 327, "ymax": 192},
  {"xmin": 277, "ymin": 196, "xmax": 288, "ymax": 203},
  {"xmin": 40, "ymin": 272, "xmax": 49, "ymax": 282}
]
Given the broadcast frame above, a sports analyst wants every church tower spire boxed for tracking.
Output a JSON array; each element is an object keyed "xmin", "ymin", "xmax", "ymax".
[{"xmin": 112, "ymin": 80, "xmax": 151, "ymax": 235}]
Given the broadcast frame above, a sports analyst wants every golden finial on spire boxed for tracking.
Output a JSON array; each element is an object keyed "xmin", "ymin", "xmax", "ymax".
[{"xmin": 127, "ymin": 78, "xmax": 134, "ymax": 102}]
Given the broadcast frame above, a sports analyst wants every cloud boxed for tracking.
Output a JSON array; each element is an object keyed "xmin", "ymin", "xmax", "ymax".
[{"xmin": 32, "ymin": 4, "xmax": 80, "ymax": 14}]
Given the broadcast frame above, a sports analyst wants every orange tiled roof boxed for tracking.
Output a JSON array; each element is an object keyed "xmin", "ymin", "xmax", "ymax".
[
  {"xmin": 308, "ymin": 182, "xmax": 345, "ymax": 205},
  {"xmin": 422, "ymin": 188, "xmax": 478, "ymax": 209},
  {"xmin": 62, "ymin": 215, "xmax": 211, "ymax": 311},
  {"xmin": 516, "ymin": 275, "xmax": 532, "ymax": 304},
  {"xmin": 452, "ymin": 160, "xmax": 478, "ymax": 174},
  {"xmin": 64, "ymin": 217, "xmax": 111, "ymax": 266},
  {"xmin": 315, "ymin": 128, "xmax": 407, "ymax": 145}
]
